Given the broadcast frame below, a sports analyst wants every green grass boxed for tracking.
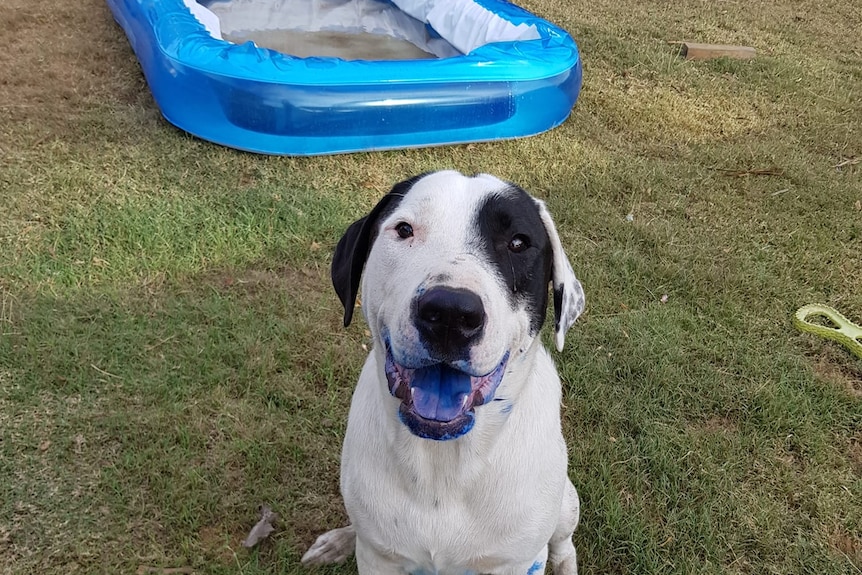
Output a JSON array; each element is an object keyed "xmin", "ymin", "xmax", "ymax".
[{"xmin": 1, "ymin": 0, "xmax": 861, "ymax": 573}]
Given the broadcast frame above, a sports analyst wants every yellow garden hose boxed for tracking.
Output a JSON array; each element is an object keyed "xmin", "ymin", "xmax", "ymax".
[{"xmin": 794, "ymin": 304, "xmax": 862, "ymax": 360}]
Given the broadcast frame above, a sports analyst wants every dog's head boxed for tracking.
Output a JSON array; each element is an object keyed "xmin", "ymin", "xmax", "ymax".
[{"xmin": 332, "ymin": 171, "xmax": 584, "ymax": 441}]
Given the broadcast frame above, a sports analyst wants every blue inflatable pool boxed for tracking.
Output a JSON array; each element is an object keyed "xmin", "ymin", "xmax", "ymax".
[{"xmin": 106, "ymin": 0, "xmax": 582, "ymax": 155}]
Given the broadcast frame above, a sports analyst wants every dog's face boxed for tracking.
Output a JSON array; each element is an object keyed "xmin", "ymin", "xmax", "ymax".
[{"xmin": 332, "ymin": 171, "xmax": 584, "ymax": 441}]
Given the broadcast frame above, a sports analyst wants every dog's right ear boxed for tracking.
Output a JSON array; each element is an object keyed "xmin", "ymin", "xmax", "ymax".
[
  {"xmin": 331, "ymin": 176, "xmax": 421, "ymax": 327},
  {"xmin": 535, "ymin": 199, "xmax": 585, "ymax": 352}
]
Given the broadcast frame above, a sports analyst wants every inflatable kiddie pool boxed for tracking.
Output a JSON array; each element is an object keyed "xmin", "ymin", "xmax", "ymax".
[{"xmin": 106, "ymin": 0, "xmax": 582, "ymax": 155}]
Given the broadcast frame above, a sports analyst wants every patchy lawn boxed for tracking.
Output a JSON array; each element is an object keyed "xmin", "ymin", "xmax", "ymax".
[{"xmin": 1, "ymin": 0, "xmax": 860, "ymax": 573}]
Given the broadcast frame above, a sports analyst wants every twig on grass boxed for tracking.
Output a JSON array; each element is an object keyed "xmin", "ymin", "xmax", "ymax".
[
  {"xmin": 144, "ymin": 334, "xmax": 178, "ymax": 351},
  {"xmin": 90, "ymin": 364, "xmax": 122, "ymax": 379},
  {"xmin": 833, "ymin": 157, "xmax": 859, "ymax": 168},
  {"xmin": 1, "ymin": 291, "xmax": 16, "ymax": 325}
]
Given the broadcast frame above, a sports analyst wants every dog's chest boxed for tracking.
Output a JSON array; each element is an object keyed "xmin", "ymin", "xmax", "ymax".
[
  {"xmin": 340, "ymin": 340, "xmax": 569, "ymax": 575},
  {"xmin": 344, "ymin": 429, "xmax": 562, "ymax": 573}
]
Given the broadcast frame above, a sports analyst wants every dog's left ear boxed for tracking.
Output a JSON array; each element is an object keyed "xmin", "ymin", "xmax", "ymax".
[
  {"xmin": 331, "ymin": 176, "xmax": 422, "ymax": 327},
  {"xmin": 536, "ymin": 199, "xmax": 585, "ymax": 351}
]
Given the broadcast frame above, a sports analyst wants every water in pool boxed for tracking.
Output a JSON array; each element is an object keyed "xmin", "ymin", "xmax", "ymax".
[{"xmin": 224, "ymin": 28, "xmax": 436, "ymax": 59}]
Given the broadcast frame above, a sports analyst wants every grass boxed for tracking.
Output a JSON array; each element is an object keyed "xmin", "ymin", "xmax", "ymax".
[{"xmin": 1, "ymin": 0, "xmax": 861, "ymax": 573}]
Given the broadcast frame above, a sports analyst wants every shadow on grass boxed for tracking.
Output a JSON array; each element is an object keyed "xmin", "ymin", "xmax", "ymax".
[
  {"xmin": 556, "ymin": 299, "xmax": 861, "ymax": 573},
  {"xmin": 2, "ymin": 249, "xmax": 861, "ymax": 574},
  {"xmin": 0, "ymin": 264, "xmax": 363, "ymax": 574}
]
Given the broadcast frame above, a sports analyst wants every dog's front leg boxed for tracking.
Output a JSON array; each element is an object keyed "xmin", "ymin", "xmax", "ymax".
[
  {"xmin": 548, "ymin": 480, "xmax": 579, "ymax": 575},
  {"xmin": 301, "ymin": 525, "xmax": 356, "ymax": 566}
]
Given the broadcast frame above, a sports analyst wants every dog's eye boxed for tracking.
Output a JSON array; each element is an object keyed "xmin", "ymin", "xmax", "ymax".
[
  {"xmin": 395, "ymin": 222, "xmax": 414, "ymax": 239},
  {"xmin": 508, "ymin": 234, "xmax": 530, "ymax": 253}
]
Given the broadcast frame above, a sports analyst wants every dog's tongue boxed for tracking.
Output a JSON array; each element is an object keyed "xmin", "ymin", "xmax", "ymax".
[{"xmin": 410, "ymin": 365, "xmax": 472, "ymax": 422}]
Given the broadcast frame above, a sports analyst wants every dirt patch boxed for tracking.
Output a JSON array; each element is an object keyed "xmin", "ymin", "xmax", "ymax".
[
  {"xmin": 811, "ymin": 354, "xmax": 862, "ymax": 398},
  {"xmin": 1, "ymin": 0, "xmax": 154, "ymax": 147},
  {"xmin": 197, "ymin": 524, "xmax": 241, "ymax": 566},
  {"xmin": 687, "ymin": 414, "xmax": 739, "ymax": 436},
  {"xmin": 701, "ymin": 415, "xmax": 739, "ymax": 434},
  {"xmin": 202, "ymin": 265, "xmax": 327, "ymax": 297},
  {"xmin": 828, "ymin": 527, "xmax": 861, "ymax": 565}
]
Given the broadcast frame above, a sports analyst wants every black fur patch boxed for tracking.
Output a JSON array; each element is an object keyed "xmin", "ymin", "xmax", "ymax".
[
  {"xmin": 473, "ymin": 186, "xmax": 553, "ymax": 334},
  {"xmin": 330, "ymin": 173, "xmax": 429, "ymax": 326}
]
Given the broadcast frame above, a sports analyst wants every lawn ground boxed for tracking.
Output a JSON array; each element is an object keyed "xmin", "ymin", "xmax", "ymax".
[{"xmin": 1, "ymin": 0, "xmax": 860, "ymax": 573}]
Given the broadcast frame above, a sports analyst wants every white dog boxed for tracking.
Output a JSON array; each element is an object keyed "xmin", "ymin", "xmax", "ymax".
[{"xmin": 302, "ymin": 171, "xmax": 585, "ymax": 575}]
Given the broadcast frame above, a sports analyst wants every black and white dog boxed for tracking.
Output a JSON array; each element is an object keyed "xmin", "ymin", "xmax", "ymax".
[{"xmin": 302, "ymin": 171, "xmax": 585, "ymax": 575}]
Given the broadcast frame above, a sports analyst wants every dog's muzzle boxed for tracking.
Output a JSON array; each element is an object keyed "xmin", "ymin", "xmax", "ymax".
[{"xmin": 384, "ymin": 339, "xmax": 509, "ymax": 441}]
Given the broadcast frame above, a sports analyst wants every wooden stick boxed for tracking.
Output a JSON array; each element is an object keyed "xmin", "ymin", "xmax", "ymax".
[{"xmin": 679, "ymin": 42, "xmax": 756, "ymax": 60}]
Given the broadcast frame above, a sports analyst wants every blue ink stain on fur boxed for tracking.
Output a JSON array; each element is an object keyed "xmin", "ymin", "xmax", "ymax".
[{"xmin": 527, "ymin": 561, "xmax": 544, "ymax": 575}]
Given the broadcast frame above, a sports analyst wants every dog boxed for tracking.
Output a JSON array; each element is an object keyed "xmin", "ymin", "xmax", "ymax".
[{"xmin": 302, "ymin": 170, "xmax": 585, "ymax": 575}]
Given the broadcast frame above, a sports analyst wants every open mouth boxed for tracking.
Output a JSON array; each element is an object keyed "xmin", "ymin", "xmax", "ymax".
[{"xmin": 384, "ymin": 340, "xmax": 509, "ymax": 441}]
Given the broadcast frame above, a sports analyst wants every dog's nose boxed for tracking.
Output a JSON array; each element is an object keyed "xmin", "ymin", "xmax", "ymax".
[{"xmin": 415, "ymin": 287, "xmax": 486, "ymax": 353}]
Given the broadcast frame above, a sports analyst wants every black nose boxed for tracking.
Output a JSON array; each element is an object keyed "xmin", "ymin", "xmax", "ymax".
[{"xmin": 415, "ymin": 287, "xmax": 486, "ymax": 356}]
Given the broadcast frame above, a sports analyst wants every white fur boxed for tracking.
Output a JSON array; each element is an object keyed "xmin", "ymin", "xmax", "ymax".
[{"xmin": 303, "ymin": 171, "xmax": 582, "ymax": 575}]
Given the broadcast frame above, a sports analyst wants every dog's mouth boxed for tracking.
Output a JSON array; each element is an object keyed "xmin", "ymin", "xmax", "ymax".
[{"xmin": 384, "ymin": 340, "xmax": 509, "ymax": 441}]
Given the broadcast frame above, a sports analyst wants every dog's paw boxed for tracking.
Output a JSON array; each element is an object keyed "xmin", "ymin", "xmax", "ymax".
[
  {"xmin": 552, "ymin": 555, "xmax": 577, "ymax": 575},
  {"xmin": 301, "ymin": 525, "xmax": 356, "ymax": 566}
]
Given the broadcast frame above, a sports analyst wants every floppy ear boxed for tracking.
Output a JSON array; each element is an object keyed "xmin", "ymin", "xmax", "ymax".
[
  {"xmin": 331, "ymin": 177, "xmax": 419, "ymax": 327},
  {"xmin": 536, "ymin": 199, "xmax": 585, "ymax": 351}
]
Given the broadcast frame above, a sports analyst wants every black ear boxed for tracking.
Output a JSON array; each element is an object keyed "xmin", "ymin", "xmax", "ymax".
[{"xmin": 331, "ymin": 175, "xmax": 423, "ymax": 327}]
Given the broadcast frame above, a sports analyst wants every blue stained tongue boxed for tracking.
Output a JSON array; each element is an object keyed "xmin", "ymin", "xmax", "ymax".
[{"xmin": 411, "ymin": 365, "xmax": 472, "ymax": 422}]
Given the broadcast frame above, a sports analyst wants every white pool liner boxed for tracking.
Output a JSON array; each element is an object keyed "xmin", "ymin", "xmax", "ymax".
[
  {"xmin": 193, "ymin": 0, "xmax": 539, "ymax": 58},
  {"xmin": 394, "ymin": 0, "xmax": 540, "ymax": 53}
]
